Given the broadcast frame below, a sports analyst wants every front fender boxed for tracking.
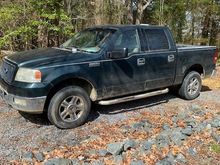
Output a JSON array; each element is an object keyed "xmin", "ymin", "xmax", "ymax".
[{"xmin": 41, "ymin": 64, "xmax": 100, "ymax": 94}]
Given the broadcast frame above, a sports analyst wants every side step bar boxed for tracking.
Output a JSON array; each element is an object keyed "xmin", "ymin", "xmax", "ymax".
[{"xmin": 98, "ymin": 88, "xmax": 169, "ymax": 105}]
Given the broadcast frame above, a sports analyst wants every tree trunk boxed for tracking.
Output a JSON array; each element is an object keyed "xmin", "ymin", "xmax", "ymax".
[
  {"xmin": 124, "ymin": 0, "xmax": 133, "ymax": 24},
  {"xmin": 209, "ymin": 19, "xmax": 218, "ymax": 46},
  {"xmin": 191, "ymin": 12, "xmax": 195, "ymax": 45},
  {"xmin": 134, "ymin": 0, "xmax": 152, "ymax": 24},
  {"xmin": 177, "ymin": 21, "xmax": 183, "ymax": 42},
  {"xmin": 94, "ymin": 0, "xmax": 103, "ymax": 25},
  {"xmin": 37, "ymin": 24, "xmax": 48, "ymax": 48},
  {"xmin": 201, "ymin": 8, "xmax": 211, "ymax": 45}
]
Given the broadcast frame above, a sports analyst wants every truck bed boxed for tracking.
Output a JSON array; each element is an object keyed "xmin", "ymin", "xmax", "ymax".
[
  {"xmin": 174, "ymin": 44, "xmax": 217, "ymax": 86},
  {"xmin": 177, "ymin": 44, "xmax": 216, "ymax": 51}
]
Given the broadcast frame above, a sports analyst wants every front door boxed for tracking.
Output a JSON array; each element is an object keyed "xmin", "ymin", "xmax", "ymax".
[{"xmin": 102, "ymin": 28, "xmax": 145, "ymax": 99}]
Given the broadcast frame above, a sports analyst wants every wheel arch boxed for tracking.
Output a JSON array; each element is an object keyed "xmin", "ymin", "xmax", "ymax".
[
  {"xmin": 185, "ymin": 64, "xmax": 204, "ymax": 76},
  {"xmin": 44, "ymin": 77, "xmax": 98, "ymax": 112}
]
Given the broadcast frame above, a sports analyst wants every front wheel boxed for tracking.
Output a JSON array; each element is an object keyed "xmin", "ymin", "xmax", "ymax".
[
  {"xmin": 48, "ymin": 86, "xmax": 91, "ymax": 129},
  {"xmin": 178, "ymin": 71, "xmax": 202, "ymax": 100}
]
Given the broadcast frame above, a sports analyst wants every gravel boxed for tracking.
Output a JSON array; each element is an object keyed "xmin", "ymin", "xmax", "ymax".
[
  {"xmin": 211, "ymin": 118, "xmax": 220, "ymax": 128},
  {"xmin": 34, "ymin": 152, "xmax": 45, "ymax": 162},
  {"xmin": 22, "ymin": 152, "xmax": 33, "ymax": 161},
  {"xmin": 71, "ymin": 159, "xmax": 80, "ymax": 165},
  {"xmin": 181, "ymin": 127, "xmax": 193, "ymax": 136},
  {"xmin": 155, "ymin": 159, "xmax": 172, "ymax": 165},
  {"xmin": 91, "ymin": 160, "xmax": 105, "ymax": 165},
  {"xmin": 142, "ymin": 139, "xmax": 154, "ymax": 151},
  {"xmin": 98, "ymin": 149, "xmax": 108, "ymax": 157},
  {"xmin": 170, "ymin": 129, "xmax": 186, "ymax": 145},
  {"xmin": 162, "ymin": 123, "xmax": 170, "ymax": 130},
  {"xmin": 0, "ymin": 72, "xmax": 220, "ymax": 164},
  {"xmin": 113, "ymin": 155, "xmax": 124, "ymax": 164},
  {"xmin": 130, "ymin": 160, "xmax": 145, "ymax": 165},
  {"xmin": 175, "ymin": 153, "xmax": 187, "ymax": 163},
  {"xmin": 188, "ymin": 147, "xmax": 197, "ymax": 156},
  {"xmin": 43, "ymin": 158, "xmax": 72, "ymax": 165},
  {"xmin": 107, "ymin": 142, "xmax": 124, "ymax": 155},
  {"xmin": 211, "ymin": 132, "xmax": 220, "ymax": 143},
  {"xmin": 156, "ymin": 131, "xmax": 171, "ymax": 148},
  {"xmin": 124, "ymin": 139, "xmax": 136, "ymax": 151}
]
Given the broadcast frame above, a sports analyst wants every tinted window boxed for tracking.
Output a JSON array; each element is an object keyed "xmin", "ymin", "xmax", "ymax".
[
  {"xmin": 113, "ymin": 29, "xmax": 140, "ymax": 54},
  {"xmin": 144, "ymin": 29, "xmax": 169, "ymax": 51}
]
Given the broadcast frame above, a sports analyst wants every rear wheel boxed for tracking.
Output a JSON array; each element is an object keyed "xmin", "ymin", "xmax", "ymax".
[
  {"xmin": 48, "ymin": 86, "xmax": 91, "ymax": 129},
  {"xmin": 178, "ymin": 71, "xmax": 202, "ymax": 100}
]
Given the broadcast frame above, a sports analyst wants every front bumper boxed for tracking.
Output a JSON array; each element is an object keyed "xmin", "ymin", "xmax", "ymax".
[{"xmin": 0, "ymin": 85, "xmax": 46, "ymax": 114}]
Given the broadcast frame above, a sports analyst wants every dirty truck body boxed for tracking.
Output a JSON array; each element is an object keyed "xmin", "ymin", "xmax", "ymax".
[{"xmin": 0, "ymin": 25, "xmax": 218, "ymax": 128}]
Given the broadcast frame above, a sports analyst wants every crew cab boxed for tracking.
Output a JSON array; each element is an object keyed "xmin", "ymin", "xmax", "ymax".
[{"xmin": 0, "ymin": 25, "xmax": 218, "ymax": 128}]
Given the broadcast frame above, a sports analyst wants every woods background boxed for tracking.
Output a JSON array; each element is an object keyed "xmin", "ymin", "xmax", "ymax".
[{"xmin": 0, "ymin": 0, "xmax": 219, "ymax": 52}]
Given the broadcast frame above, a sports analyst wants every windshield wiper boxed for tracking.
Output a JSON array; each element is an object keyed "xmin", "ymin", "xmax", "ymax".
[
  {"xmin": 64, "ymin": 46, "xmax": 94, "ymax": 53},
  {"xmin": 64, "ymin": 46, "xmax": 81, "ymax": 52}
]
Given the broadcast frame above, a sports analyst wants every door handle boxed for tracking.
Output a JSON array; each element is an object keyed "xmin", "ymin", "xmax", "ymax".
[
  {"xmin": 137, "ymin": 58, "xmax": 145, "ymax": 66},
  {"xmin": 168, "ymin": 55, "xmax": 175, "ymax": 62}
]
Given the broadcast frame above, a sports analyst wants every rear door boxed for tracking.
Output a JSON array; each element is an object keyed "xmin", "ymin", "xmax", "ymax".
[{"xmin": 139, "ymin": 27, "xmax": 176, "ymax": 90}]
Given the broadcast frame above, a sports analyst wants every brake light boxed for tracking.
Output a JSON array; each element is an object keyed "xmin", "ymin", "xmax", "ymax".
[{"xmin": 214, "ymin": 48, "xmax": 219, "ymax": 64}]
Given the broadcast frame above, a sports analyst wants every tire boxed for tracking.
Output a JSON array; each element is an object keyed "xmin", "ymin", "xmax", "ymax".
[
  {"xmin": 47, "ymin": 86, "xmax": 91, "ymax": 129},
  {"xmin": 178, "ymin": 71, "xmax": 202, "ymax": 100}
]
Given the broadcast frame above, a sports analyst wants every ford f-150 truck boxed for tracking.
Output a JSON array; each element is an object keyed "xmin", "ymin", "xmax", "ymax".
[{"xmin": 0, "ymin": 25, "xmax": 218, "ymax": 128}]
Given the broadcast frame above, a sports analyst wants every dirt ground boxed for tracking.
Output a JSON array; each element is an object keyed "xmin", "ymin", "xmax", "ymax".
[{"xmin": 0, "ymin": 67, "xmax": 220, "ymax": 165}]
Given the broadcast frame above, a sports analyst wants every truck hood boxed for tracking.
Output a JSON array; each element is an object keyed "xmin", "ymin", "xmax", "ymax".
[{"xmin": 6, "ymin": 48, "xmax": 97, "ymax": 68}]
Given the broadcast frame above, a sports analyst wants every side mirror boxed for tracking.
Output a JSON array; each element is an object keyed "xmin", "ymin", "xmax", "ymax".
[{"xmin": 108, "ymin": 48, "xmax": 128, "ymax": 59}]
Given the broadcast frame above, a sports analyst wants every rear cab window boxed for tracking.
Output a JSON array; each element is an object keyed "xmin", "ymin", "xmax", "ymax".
[{"xmin": 140, "ymin": 28, "xmax": 170, "ymax": 52}]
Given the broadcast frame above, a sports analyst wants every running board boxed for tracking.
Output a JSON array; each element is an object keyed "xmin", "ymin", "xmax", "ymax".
[{"xmin": 98, "ymin": 88, "xmax": 169, "ymax": 105}]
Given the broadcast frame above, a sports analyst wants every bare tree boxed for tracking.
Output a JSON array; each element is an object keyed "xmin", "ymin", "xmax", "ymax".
[{"xmin": 133, "ymin": 0, "xmax": 152, "ymax": 24}]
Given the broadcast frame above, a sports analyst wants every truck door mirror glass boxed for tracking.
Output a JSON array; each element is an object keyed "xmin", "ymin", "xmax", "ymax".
[{"xmin": 108, "ymin": 48, "xmax": 128, "ymax": 59}]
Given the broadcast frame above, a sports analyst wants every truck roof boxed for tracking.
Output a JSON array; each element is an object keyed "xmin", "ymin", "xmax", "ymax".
[{"xmin": 89, "ymin": 24, "xmax": 166, "ymax": 30}]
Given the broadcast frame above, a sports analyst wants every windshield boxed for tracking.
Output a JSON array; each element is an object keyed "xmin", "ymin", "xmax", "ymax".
[{"xmin": 61, "ymin": 28, "xmax": 116, "ymax": 53}]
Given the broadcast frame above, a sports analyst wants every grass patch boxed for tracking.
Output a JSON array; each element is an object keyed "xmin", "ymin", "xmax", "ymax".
[{"xmin": 211, "ymin": 144, "xmax": 220, "ymax": 153}]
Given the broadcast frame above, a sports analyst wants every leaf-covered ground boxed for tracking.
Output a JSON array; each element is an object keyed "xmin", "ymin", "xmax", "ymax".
[{"xmin": 0, "ymin": 67, "xmax": 220, "ymax": 165}]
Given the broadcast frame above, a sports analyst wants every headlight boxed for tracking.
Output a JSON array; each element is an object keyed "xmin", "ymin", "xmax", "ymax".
[{"xmin": 15, "ymin": 68, "xmax": 42, "ymax": 83}]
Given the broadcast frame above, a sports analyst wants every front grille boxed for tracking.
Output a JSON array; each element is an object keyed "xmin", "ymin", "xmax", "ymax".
[{"xmin": 0, "ymin": 59, "xmax": 17, "ymax": 84}]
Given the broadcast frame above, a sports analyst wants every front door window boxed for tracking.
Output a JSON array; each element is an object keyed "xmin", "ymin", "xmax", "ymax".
[{"xmin": 113, "ymin": 29, "xmax": 140, "ymax": 55}]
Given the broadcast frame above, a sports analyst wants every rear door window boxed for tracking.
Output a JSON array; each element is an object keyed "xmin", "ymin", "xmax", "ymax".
[{"xmin": 143, "ymin": 29, "xmax": 170, "ymax": 51}]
